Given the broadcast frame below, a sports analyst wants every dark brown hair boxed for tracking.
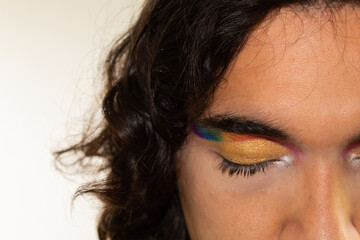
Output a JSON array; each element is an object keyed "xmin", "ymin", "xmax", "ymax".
[{"xmin": 55, "ymin": 0, "xmax": 360, "ymax": 239}]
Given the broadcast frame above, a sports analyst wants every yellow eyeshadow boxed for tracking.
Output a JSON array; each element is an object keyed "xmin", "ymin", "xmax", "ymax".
[{"xmin": 211, "ymin": 139, "xmax": 292, "ymax": 165}]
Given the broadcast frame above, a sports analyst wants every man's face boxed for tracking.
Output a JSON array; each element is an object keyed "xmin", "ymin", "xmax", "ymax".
[{"xmin": 177, "ymin": 7, "xmax": 360, "ymax": 239}]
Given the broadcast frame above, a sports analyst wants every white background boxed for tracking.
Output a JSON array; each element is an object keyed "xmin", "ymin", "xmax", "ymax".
[{"xmin": 0, "ymin": 1, "xmax": 143, "ymax": 239}]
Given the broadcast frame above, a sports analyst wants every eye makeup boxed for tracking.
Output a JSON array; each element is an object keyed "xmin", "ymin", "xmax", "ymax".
[
  {"xmin": 343, "ymin": 142, "xmax": 360, "ymax": 165},
  {"xmin": 214, "ymin": 140, "xmax": 292, "ymax": 165},
  {"xmin": 191, "ymin": 121, "xmax": 294, "ymax": 166}
]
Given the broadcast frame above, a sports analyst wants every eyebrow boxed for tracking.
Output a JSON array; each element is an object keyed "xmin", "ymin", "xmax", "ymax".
[{"xmin": 196, "ymin": 114, "xmax": 298, "ymax": 145}]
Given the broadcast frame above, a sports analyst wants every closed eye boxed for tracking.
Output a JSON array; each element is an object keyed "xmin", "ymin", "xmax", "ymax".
[{"xmin": 218, "ymin": 157, "xmax": 280, "ymax": 177}]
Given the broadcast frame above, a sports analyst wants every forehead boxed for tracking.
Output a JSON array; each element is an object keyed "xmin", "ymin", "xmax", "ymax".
[{"xmin": 207, "ymin": 7, "xmax": 360, "ymax": 149}]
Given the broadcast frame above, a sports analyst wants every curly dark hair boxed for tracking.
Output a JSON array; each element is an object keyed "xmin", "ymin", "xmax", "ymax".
[{"xmin": 55, "ymin": 0, "xmax": 360, "ymax": 239}]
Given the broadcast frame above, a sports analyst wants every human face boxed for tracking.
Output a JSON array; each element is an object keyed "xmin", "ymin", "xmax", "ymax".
[{"xmin": 177, "ymin": 7, "xmax": 360, "ymax": 239}]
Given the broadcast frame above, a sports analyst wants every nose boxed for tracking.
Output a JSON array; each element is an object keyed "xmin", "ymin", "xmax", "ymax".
[{"xmin": 285, "ymin": 159, "xmax": 360, "ymax": 240}]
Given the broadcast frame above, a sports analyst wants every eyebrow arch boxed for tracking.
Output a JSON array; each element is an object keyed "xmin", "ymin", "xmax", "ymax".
[{"xmin": 196, "ymin": 114, "xmax": 299, "ymax": 146}]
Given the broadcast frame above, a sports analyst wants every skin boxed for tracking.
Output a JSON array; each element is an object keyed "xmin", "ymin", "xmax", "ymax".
[{"xmin": 177, "ymin": 6, "xmax": 360, "ymax": 240}]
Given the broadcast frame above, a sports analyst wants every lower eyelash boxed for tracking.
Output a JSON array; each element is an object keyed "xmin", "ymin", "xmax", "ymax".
[{"xmin": 218, "ymin": 158, "xmax": 276, "ymax": 177}]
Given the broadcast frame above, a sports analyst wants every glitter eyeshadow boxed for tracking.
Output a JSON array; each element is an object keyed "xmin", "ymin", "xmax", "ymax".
[
  {"xmin": 215, "ymin": 140, "xmax": 292, "ymax": 164},
  {"xmin": 343, "ymin": 142, "xmax": 360, "ymax": 164},
  {"xmin": 191, "ymin": 122, "xmax": 293, "ymax": 165},
  {"xmin": 343, "ymin": 142, "xmax": 360, "ymax": 158}
]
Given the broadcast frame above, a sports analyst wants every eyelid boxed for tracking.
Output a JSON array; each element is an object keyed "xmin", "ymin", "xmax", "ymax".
[{"xmin": 209, "ymin": 138, "xmax": 294, "ymax": 165}]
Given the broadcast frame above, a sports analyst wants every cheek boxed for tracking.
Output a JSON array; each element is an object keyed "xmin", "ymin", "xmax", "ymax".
[{"xmin": 176, "ymin": 136, "xmax": 293, "ymax": 239}]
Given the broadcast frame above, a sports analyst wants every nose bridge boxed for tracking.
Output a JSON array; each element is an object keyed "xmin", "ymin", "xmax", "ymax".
[{"xmin": 299, "ymin": 157, "xmax": 356, "ymax": 240}]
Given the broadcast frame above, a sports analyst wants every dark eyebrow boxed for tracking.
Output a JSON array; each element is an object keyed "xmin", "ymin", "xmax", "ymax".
[{"xmin": 197, "ymin": 114, "xmax": 297, "ymax": 144}]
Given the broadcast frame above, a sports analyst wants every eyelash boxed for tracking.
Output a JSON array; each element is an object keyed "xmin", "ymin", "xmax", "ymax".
[{"xmin": 218, "ymin": 158, "xmax": 277, "ymax": 177}]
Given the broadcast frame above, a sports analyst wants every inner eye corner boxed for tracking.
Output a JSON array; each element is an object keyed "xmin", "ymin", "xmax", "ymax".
[{"xmin": 350, "ymin": 154, "xmax": 360, "ymax": 162}]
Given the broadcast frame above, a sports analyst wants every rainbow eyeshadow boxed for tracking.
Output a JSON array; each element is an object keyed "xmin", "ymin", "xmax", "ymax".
[
  {"xmin": 191, "ymin": 122, "xmax": 258, "ymax": 142},
  {"xmin": 191, "ymin": 122, "xmax": 294, "ymax": 165}
]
